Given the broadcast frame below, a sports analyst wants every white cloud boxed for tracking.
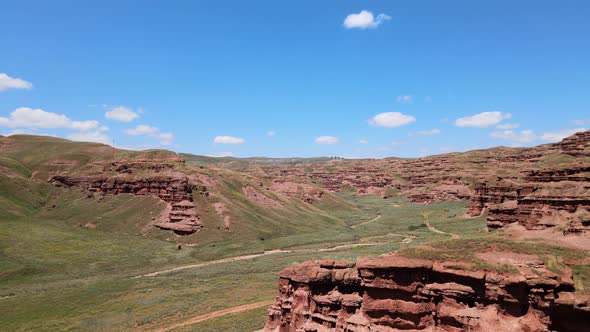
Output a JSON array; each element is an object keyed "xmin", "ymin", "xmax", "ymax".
[
  {"xmin": 158, "ymin": 132, "xmax": 174, "ymax": 146},
  {"xmin": 267, "ymin": 130, "xmax": 276, "ymax": 137},
  {"xmin": 125, "ymin": 125, "xmax": 159, "ymax": 136},
  {"xmin": 490, "ymin": 130, "xmax": 536, "ymax": 144},
  {"xmin": 540, "ymin": 128, "xmax": 586, "ymax": 142},
  {"xmin": 125, "ymin": 124, "xmax": 174, "ymax": 145},
  {"xmin": 105, "ymin": 106, "xmax": 139, "ymax": 122},
  {"xmin": 67, "ymin": 131, "xmax": 111, "ymax": 144},
  {"xmin": 0, "ymin": 73, "xmax": 33, "ymax": 91},
  {"xmin": 315, "ymin": 136, "xmax": 339, "ymax": 144},
  {"xmin": 571, "ymin": 119, "xmax": 588, "ymax": 126},
  {"xmin": 369, "ymin": 112, "xmax": 416, "ymax": 128},
  {"xmin": 455, "ymin": 111, "xmax": 512, "ymax": 128},
  {"xmin": 343, "ymin": 10, "xmax": 391, "ymax": 29},
  {"xmin": 208, "ymin": 152, "xmax": 234, "ymax": 157},
  {"xmin": 496, "ymin": 123, "xmax": 520, "ymax": 129},
  {"xmin": 214, "ymin": 136, "xmax": 245, "ymax": 144},
  {"xmin": 0, "ymin": 107, "xmax": 99, "ymax": 131},
  {"xmin": 1, "ymin": 129, "xmax": 54, "ymax": 137},
  {"xmin": 413, "ymin": 129, "xmax": 441, "ymax": 136},
  {"xmin": 359, "ymin": 139, "xmax": 369, "ymax": 144},
  {"xmin": 396, "ymin": 95, "xmax": 413, "ymax": 104}
]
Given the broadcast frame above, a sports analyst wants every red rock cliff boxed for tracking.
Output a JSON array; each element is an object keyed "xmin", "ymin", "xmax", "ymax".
[
  {"xmin": 50, "ymin": 174, "xmax": 204, "ymax": 235},
  {"xmin": 265, "ymin": 256, "xmax": 590, "ymax": 332},
  {"xmin": 467, "ymin": 165, "xmax": 590, "ymax": 232}
]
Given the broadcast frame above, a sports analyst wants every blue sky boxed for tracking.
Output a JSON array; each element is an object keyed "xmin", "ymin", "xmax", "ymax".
[{"xmin": 1, "ymin": 1, "xmax": 589, "ymax": 158}]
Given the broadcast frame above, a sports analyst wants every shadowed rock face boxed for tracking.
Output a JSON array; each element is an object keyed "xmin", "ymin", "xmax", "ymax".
[
  {"xmin": 265, "ymin": 257, "xmax": 590, "ymax": 332},
  {"xmin": 466, "ymin": 131, "xmax": 590, "ymax": 233},
  {"xmin": 50, "ymin": 173, "xmax": 204, "ymax": 235},
  {"xmin": 467, "ymin": 165, "xmax": 590, "ymax": 232}
]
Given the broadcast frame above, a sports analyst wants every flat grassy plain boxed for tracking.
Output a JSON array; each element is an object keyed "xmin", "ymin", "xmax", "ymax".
[{"xmin": 1, "ymin": 189, "xmax": 489, "ymax": 331}]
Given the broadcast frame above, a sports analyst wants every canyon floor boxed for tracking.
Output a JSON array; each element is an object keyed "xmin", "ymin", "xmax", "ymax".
[
  {"xmin": 1, "ymin": 192, "xmax": 484, "ymax": 330},
  {"xmin": 0, "ymin": 133, "xmax": 588, "ymax": 331}
]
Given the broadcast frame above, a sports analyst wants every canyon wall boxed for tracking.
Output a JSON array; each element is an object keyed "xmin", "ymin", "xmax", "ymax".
[
  {"xmin": 50, "ymin": 174, "xmax": 204, "ymax": 235},
  {"xmin": 265, "ymin": 257, "xmax": 590, "ymax": 332},
  {"xmin": 467, "ymin": 165, "xmax": 590, "ymax": 232}
]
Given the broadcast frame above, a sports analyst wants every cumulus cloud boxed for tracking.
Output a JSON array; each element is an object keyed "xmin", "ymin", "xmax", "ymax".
[
  {"xmin": 396, "ymin": 95, "xmax": 413, "ymax": 104},
  {"xmin": 67, "ymin": 131, "xmax": 111, "ymax": 144},
  {"xmin": 1, "ymin": 129, "xmax": 56, "ymax": 137},
  {"xmin": 359, "ymin": 139, "xmax": 369, "ymax": 144},
  {"xmin": 490, "ymin": 130, "xmax": 536, "ymax": 144},
  {"xmin": 125, "ymin": 124, "xmax": 174, "ymax": 145},
  {"xmin": 214, "ymin": 136, "xmax": 245, "ymax": 144},
  {"xmin": 0, "ymin": 107, "xmax": 99, "ymax": 131},
  {"xmin": 413, "ymin": 129, "xmax": 441, "ymax": 136},
  {"xmin": 343, "ymin": 10, "xmax": 391, "ymax": 29},
  {"xmin": 0, "ymin": 73, "xmax": 33, "ymax": 91},
  {"xmin": 267, "ymin": 130, "xmax": 276, "ymax": 137},
  {"xmin": 496, "ymin": 123, "xmax": 520, "ymax": 130},
  {"xmin": 105, "ymin": 106, "xmax": 139, "ymax": 122},
  {"xmin": 207, "ymin": 152, "xmax": 234, "ymax": 157},
  {"xmin": 315, "ymin": 136, "xmax": 339, "ymax": 144},
  {"xmin": 455, "ymin": 111, "xmax": 512, "ymax": 128},
  {"xmin": 540, "ymin": 128, "xmax": 586, "ymax": 142},
  {"xmin": 125, "ymin": 125, "xmax": 159, "ymax": 136},
  {"xmin": 369, "ymin": 112, "xmax": 416, "ymax": 128}
]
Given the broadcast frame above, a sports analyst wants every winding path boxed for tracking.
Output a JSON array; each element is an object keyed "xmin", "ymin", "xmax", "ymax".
[
  {"xmin": 423, "ymin": 215, "xmax": 460, "ymax": 239},
  {"xmin": 134, "ymin": 243, "xmax": 382, "ymax": 278},
  {"xmin": 152, "ymin": 300, "xmax": 274, "ymax": 332},
  {"xmin": 351, "ymin": 215, "xmax": 382, "ymax": 229}
]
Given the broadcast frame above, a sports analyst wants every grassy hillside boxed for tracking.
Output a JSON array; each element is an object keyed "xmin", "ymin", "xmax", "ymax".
[{"xmin": 1, "ymin": 134, "xmax": 588, "ymax": 331}]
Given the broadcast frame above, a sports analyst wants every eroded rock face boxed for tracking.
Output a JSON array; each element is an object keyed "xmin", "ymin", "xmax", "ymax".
[
  {"xmin": 265, "ymin": 256, "xmax": 589, "ymax": 332},
  {"xmin": 468, "ymin": 165, "xmax": 590, "ymax": 233},
  {"xmin": 558, "ymin": 130, "xmax": 590, "ymax": 157},
  {"xmin": 50, "ymin": 175, "xmax": 204, "ymax": 235},
  {"xmin": 232, "ymin": 131, "xmax": 587, "ymax": 205}
]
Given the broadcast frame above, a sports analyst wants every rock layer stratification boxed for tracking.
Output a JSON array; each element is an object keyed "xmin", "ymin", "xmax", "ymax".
[{"xmin": 265, "ymin": 256, "xmax": 590, "ymax": 332}]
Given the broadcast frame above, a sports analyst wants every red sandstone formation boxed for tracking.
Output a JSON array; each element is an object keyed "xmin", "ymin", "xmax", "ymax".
[
  {"xmin": 265, "ymin": 256, "xmax": 590, "ymax": 332},
  {"xmin": 468, "ymin": 165, "xmax": 590, "ymax": 233},
  {"xmin": 102, "ymin": 157, "xmax": 184, "ymax": 174},
  {"xmin": 50, "ymin": 174, "xmax": 204, "ymax": 235},
  {"xmin": 234, "ymin": 131, "xmax": 589, "ymax": 206},
  {"xmin": 557, "ymin": 131, "xmax": 590, "ymax": 157}
]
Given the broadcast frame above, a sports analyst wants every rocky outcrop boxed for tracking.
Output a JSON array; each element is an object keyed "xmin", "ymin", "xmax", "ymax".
[
  {"xmin": 236, "ymin": 131, "xmax": 589, "ymax": 205},
  {"xmin": 102, "ymin": 157, "xmax": 184, "ymax": 174},
  {"xmin": 557, "ymin": 131, "xmax": 590, "ymax": 157},
  {"xmin": 265, "ymin": 256, "xmax": 589, "ymax": 332},
  {"xmin": 468, "ymin": 165, "xmax": 590, "ymax": 232},
  {"xmin": 50, "ymin": 175, "xmax": 204, "ymax": 234}
]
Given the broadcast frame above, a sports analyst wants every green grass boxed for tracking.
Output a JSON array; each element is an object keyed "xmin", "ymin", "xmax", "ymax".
[
  {"xmin": 1, "ymin": 135, "xmax": 589, "ymax": 331},
  {"xmin": 0, "ymin": 189, "xmax": 488, "ymax": 331},
  {"xmin": 397, "ymin": 236, "xmax": 587, "ymax": 274}
]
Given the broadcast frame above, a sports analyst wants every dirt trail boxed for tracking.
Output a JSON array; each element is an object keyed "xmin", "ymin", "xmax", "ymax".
[
  {"xmin": 423, "ymin": 215, "xmax": 460, "ymax": 239},
  {"xmin": 135, "ymin": 242, "xmax": 384, "ymax": 278},
  {"xmin": 152, "ymin": 300, "xmax": 274, "ymax": 332},
  {"xmin": 134, "ymin": 249, "xmax": 291, "ymax": 278},
  {"xmin": 351, "ymin": 215, "xmax": 381, "ymax": 229}
]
